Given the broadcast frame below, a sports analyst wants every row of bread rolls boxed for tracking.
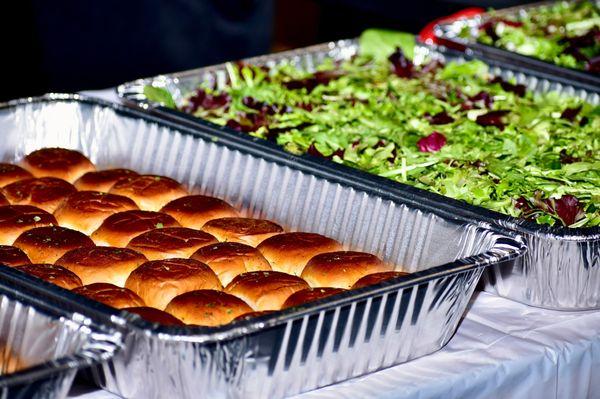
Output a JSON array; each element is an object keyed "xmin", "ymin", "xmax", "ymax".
[{"xmin": 0, "ymin": 148, "xmax": 408, "ymax": 327}]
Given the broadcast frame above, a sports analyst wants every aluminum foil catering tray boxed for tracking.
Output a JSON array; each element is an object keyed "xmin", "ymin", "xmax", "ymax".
[
  {"xmin": 117, "ymin": 39, "xmax": 600, "ymax": 310},
  {"xmin": 0, "ymin": 95, "xmax": 524, "ymax": 399},
  {"xmin": 433, "ymin": 1, "xmax": 600, "ymax": 89}
]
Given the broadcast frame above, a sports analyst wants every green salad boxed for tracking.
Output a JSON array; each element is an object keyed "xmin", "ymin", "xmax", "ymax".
[
  {"xmin": 146, "ymin": 30, "xmax": 600, "ymax": 228},
  {"xmin": 470, "ymin": 0, "xmax": 600, "ymax": 72}
]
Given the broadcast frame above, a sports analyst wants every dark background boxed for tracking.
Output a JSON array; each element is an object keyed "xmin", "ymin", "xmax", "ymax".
[{"xmin": 1, "ymin": 0, "xmax": 529, "ymax": 102}]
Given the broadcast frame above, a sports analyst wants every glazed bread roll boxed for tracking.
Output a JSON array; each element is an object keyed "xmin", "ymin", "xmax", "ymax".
[
  {"xmin": 109, "ymin": 175, "xmax": 188, "ymax": 211},
  {"xmin": 2, "ymin": 177, "xmax": 77, "ymax": 213},
  {"xmin": 232, "ymin": 310, "xmax": 274, "ymax": 322},
  {"xmin": 160, "ymin": 195, "xmax": 240, "ymax": 230},
  {"xmin": 74, "ymin": 169, "xmax": 139, "ymax": 192},
  {"xmin": 201, "ymin": 217, "xmax": 283, "ymax": 247},
  {"xmin": 281, "ymin": 287, "xmax": 346, "ymax": 309},
  {"xmin": 0, "ymin": 205, "xmax": 56, "ymax": 245},
  {"xmin": 15, "ymin": 264, "xmax": 83, "ymax": 290},
  {"xmin": 56, "ymin": 246, "xmax": 147, "ymax": 286},
  {"xmin": 190, "ymin": 242, "xmax": 271, "ymax": 286},
  {"xmin": 0, "ymin": 194, "xmax": 8, "ymax": 206},
  {"xmin": 54, "ymin": 191, "xmax": 139, "ymax": 235},
  {"xmin": 0, "ymin": 164, "xmax": 33, "ymax": 187},
  {"xmin": 73, "ymin": 283, "xmax": 145, "ymax": 309},
  {"xmin": 126, "ymin": 227, "xmax": 217, "ymax": 260},
  {"xmin": 165, "ymin": 289, "xmax": 252, "ymax": 326},
  {"xmin": 0, "ymin": 245, "xmax": 31, "ymax": 266},
  {"xmin": 257, "ymin": 233, "xmax": 343, "ymax": 276},
  {"xmin": 225, "ymin": 271, "xmax": 309, "ymax": 310},
  {"xmin": 13, "ymin": 226, "xmax": 95, "ymax": 264},
  {"xmin": 21, "ymin": 148, "xmax": 95, "ymax": 182},
  {"xmin": 351, "ymin": 271, "xmax": 410, "ymax": 289},
  {"xmin": 301, "ymin": 251, "xmax": 389, "ymax": 289},
  {"xmin": 91, "ymin": 210, "xmax": 180, "ymax": 247},
  {"xmin": 125, "ymin": 258, "xmax": 222, "ymax": 310},
  {"xmin": 124, "ymin": 306, "xmax": 184, "ymax": 326}
]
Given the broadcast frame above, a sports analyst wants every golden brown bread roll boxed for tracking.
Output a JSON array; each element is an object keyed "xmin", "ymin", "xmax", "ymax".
[
  {"xmin": 125, "ymin": 258, "xmax": 222, "ymax": 310},
  {"xmin": 282, "ymin": 287, "xmax": 346, "ymax": 309},
  {"xmin": 91, "ymin": 210, "xmax": 180, "ymax": 247},
  {"xmin": 0, "ymin": 205, "xmax": 56, "ymax": 245},
  {"xmin": 2, "ymin": 177, "xmax": 77, "ymax": 213},
  {"xmin": 301, "ymin": 251, "xmax": 390, "ymax": 289},
  {"xmin": 190, "ymin": 242, "xmax": 271, "ymax": 286},
  {"xmin": 74, "ymin": 169, "xmax": 139, "ymax": 192},
  {"xmin": 0, "ymin": 164, "xmax": 33, "ymax": 187},
  {"xmin": 54, "ymin": 191, "xmax": 139, "ymax": 235},
  {"xmin": 55, "ymin": 246, "xmax": 147, "ymax": 286},
  {"xmin": 124, "ymin": 306, "xmax": 184, "ymax": 326},
  {"xmin": 164, "ymin": 289, "xmax": 252, "ymax": 326},
  {"xmin": 21, "ymin": 148, "xmax": 95, "ymax": 182},
  {"xmin": 0, "ymin": 194, "xmax": 8, "ymax": 207},
  {"xmin": 126, "ymin": 227, "xmax": 217, "ymax": 260},
  {"xmin": 13, "ymin": 226, "xmax": 95, "ymax": 264},
  {"xmin": 351, "ymin": 271, "xmax": 410, "ymax": 289},
  {"xmin": 15, "ymin": 264, "xmax": 83, "ymax": 290},
  {"xmin": 232, "ymin": 310, "xmax": 274, "ymax": 322},
  {"xmin": 225, "ymin": 271, "xmax": 309, "ymax": 311},
  {"xmin": 0, "ymin": 245, "xmax": 31, "ymax": 266},
  {"xmin": 109, "ymin": 175, "xmax": 188, "ymax": 211},
  {"xmin": 257, "ymin": 233, "xmax": 343, "ymax": 276},
  {"xmin": 160, "ymin": 195, "xmax": 240, "ymax": 229},
  {"xmin": 201, "ymin": 217, "xmax": 283, "ymax": 247},
  {"xmin": 73, "ymin": 283, "xmax": 145, "ymax": 309}
]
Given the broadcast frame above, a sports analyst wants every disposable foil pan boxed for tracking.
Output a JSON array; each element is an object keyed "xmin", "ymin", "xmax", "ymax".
[
  {"xmin": 0, "ymin": 94, "xmax": 524, "ymax": 399},
  {"xmin": 433, "ymin": 1, "xmax": 600, "ymax": 89}
]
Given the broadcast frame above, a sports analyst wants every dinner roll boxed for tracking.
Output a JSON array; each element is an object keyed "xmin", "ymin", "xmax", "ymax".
[
  {"xmin": 125, "ymin": 258, "xmax": 222, "ymax": 310},
  {"xmin": 0, "ymin": 164, "xmax": 33, "ymax": 187},
  {"xmin": 232, "ymin": 310, "xmax": 274, "ymax": 322},
  {"xmin": 74, "ymin": 169, "xmax": 139, "ymax": 192},
  {"xmin": 56, "ymin": 246, "xmax": 147, "ymax": 286},
  {"xmin": 13, "ymin": 226, "xmax": 94, "ymax": 264},
  {"xmin": 201, "ymin": 217, "xmax": 283, "ymax": 247},
  {"xmin": 54, "ymin": 191, "xmax": 139, "ymax": 235},
  {"xmin": 301, "ymin": 251, "xmax": 389, "ymax": 289},
  {"xmin": 2, "ymin": 177, "xmax": 76, "ymax": 213},
  {"xmin": 91, "ymin": 210, "xmax": 180, "ymax": 247},
  {"xmin": 73, "ymin": 283, "xmax": 145, "ymax": 309},
  {"xmin": 124, "ymin": 306, "xmax": 184, "ymax": 326},
  {"xmin": 109, "ymin": 175, "xmax": 188, "ymax": 211},
  {"xmin": 0, "ymin": 205, "xmax": 56, "ymax": 245},
  {"xmin": 351, "ymin": 271, "xmax": 410, "ymax": 289},
  {"xmin": 0, "ymin": 194, "xmax": 8, "ymax": 206},
  {"xmin": 257, "ymin": 233, "xmax": 342, "ymax": 276},
  {"xmin": 21, "ymin": 148, "xmax": 95, "ymax": 182},
  {"xmin": 126, "ymin": 228, "xmax": 217, "ymax": 260},
  {"xmin": 225, "ymin": 271, "xmax": 309, "ymax": 310},
  {"xmin": 15, "ymin": 264, "xmax": 82, "ymax": 290},
  {"xmin": 165, "ymin": 289, "xmax": 252, "ymax": 326},
  {"xmin": 281, "ymin": 287, "xmax": 346, "ymax": 309},
  {"xmin": 0, "ymin": 245, "xmax": 31, "ymax": 266},
  {"xmin": 160, "ymin": 195, "xmax": 239, "ymax": 229},
  {"xmin": 190, "ymin": 242, "xmax": 271, "ymax": 286}
]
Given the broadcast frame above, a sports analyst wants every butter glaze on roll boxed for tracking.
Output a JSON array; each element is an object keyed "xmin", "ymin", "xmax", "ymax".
[
  {"xmin": 0, "ymin": 245, "xmax": 31, "ymax": 266},
  {"xmin": 0, "ymin": 205, "xmax": 56, "ymax": 245},
  {"xmin": 232, "ymin": 310, "xmax": 274, "ymax": 322},
  {"xmin": 91, "ymin": 210, "xmax": 180, "ymax": 247},
  {"xmin": 201, "ymin": 217, "xmax": 283, "ymax": 247},
  {"xmin": 13, "ymin": 226, "xmax": 95, "ymax": 264},
  {"xmin": 15, "ymin": 264, "xmax": 82, "ymax": 290},
  {"xmin": 351, "ymin": 271, "xmax": 410, "ymax": 289},
  {"xmin": 109, "ymin": 175, "xmax": 188, "ymax": 211},
  {"xmin": 124, "ymin": 306, "xmax": 184, "ymax": 326},
  {"xmin": 74, "ymin": 169, "xmax": 139, "ymax": 192},
  {"xmin": 191, "ymin": 242, "xmax": 271, "ymax": 286},
  {"xmin": 54, "ymin": 191, "xmax": 139, "ymax": 235},
  {"xmin": 257, "ymin": 232, "xmax": 342, "ymax": 276},
  {"xmin": 126, "ymin": 227, "xmax": 217, "ymax": 260},
  {"xmin": 301, "ymin": 251, "xmax": 389, "ymax": 289},
  {"xmin": 2, "ymin": 177, "xmax": 77, "ymax": 213},
  {"xmin": 73, "ymin": 283, "xmax": 145, "ymax": 309},
  {"xmin": 160, "ymin": 195, "xmax": 240, "ymax": 229},
  {"xmin": 125, "ymin": 258, "xmax": 222, "ymax": 310},
  {"xmin": 0, "ymin": 164, "xmax": 33, "ymax": 188},
  {"xmin": 225, "ymin": 271, "xmax": 309, "ymax": 310},
  {"xmin": 0, "ymin": 194, "xmax": 8, "ymax": 206},
  {"xmin": 165, "ymin": 289, "xmax": 252, "ymax": 326},
  {"xmin": 21, "ymin": 148, "xmax": 95, "ymax": 182},
  {"xmin": 281, "ymin": 287, "xmax": 346, "ymax": 309},
  {"xmin": 56, "ymin": 246, "xmax": 147, "ymax": 286}
]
